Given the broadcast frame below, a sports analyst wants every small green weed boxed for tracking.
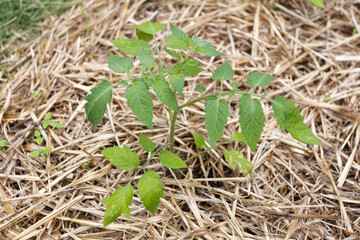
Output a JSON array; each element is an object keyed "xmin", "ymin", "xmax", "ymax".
[
  {"xmin": 30, "ymin": 146, "xmax": 52, "ymax": 158},
  {"xmin": 306, "ymin": 0, "xmax": 325, "ymax": 8},
  {"xmin": 42, "ymin": 112, "xmax": 63, "ymax": 131},
  {"xmin": 34, "ymin": 130, "xmax": 44, "ymax": 145},
  {"xmin": 353, "ymin": 28, "xmax": 358, "ymax": 36},
  {"xmin": 0, "ymin": 139, "xmax": 6, "ymax": 152},
  {"xmin": 30, "ymin": 112, "xmax": 61, "ymax": 157},
  {"xmin": 32, "ymin": 91, "xmax": 42, "ymax": 98}
]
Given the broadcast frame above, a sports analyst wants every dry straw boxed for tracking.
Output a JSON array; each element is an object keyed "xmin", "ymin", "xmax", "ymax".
[{"xmin": 0, "ymin": 0, "xmax": 359, "ymax": 239}]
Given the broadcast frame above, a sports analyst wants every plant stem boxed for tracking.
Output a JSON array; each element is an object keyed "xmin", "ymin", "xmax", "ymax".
[
  {"xmin": 185, "ymin": 140, "xmax": 231, "ymax": 163},
  {"xmin": 169, "ymin": 110, "xmax": 178, "ymax": 153},
  {"xmin": 179, "ymin": 91, "xmax": 273, "ymax": 109},
  {"xmin": 129, "ymin": 144, "xmax": 170, "ymax": 184},
  {"xmin": 153, "ymin": 34, "xmax": 164, "ymax": 75},
  {"xmin": 220, "ymin": 79, "xmax": 224, "ymax": 97},
  {"xmin": 113, "ymin": 77, "xmax": 133, "ymax": 87}
]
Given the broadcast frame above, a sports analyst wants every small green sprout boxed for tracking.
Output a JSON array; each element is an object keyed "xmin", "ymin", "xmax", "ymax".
[
  {"xmin": 30, "ymin": 146, "xmax": 52, "ymax": 158},
  {"xmin": 82, "ymin": 160, "xmax": 92, "ymax": 167},
  {"xmin": 0, "ymin": 139, "xmax": 6, "ymax": 152},
  {"xmin": 306, "ymin": 0, "xmax": 325, "ymax": 9},
  {"xmin": 34, "ymin": 130, "xmax": 44, "ymax": 145},
  {"xmin": 42, "ymin": 112, "xmax": 64, "ymax": 131},
  {"xmin": 32, "ymin": 91, "xmax": 42, "ymax": 98},
  {"xmin": 353, "ymin": 28, "xmax": 358, "ymax": 36}
]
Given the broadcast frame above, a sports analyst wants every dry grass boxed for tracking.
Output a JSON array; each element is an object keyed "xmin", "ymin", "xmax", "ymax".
[{"xmin": 1, "ymin": 0, "xmax": 360, "ymax": 239}]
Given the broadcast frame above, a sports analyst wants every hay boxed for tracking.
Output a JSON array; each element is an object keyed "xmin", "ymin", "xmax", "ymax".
[{"xmin": 1, "ymin": 0, "xmax": 360, "ymax": 239}]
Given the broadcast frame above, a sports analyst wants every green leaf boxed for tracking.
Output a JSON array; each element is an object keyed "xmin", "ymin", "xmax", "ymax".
[
  {"xmin": 212, "ymin": 60, "xmax": 234, "ymax": 81},
  {"xmin": 42, "ymin": 146, "xmax": 52, "ymax": 154},
  {"xmin": 166, "ymin": 60, "xmax": 202, "ymax": 77},
  {"xmin": 153, "ymin": 79, "xmax": 179, "ymax": 112},
  {"xmin": 158, "ymin": 151, "xmax": 187, "ymax": 169},
  {"xmin": 32, "ymin": 91, "xmax": 41, "ymax": 98},
  {"xmin": 181, "ymin": 65, "xmax": 203, "ymax": 76},
  {"xmin": 193, "ymin": 36, "xmax": 223, "ymax": 56},
  {"xmin": 196, "ymin": 85, "xmax": 206, "ymax": 94},
  {"xmin": 165, "ymin": 35, "xmax": 187, "ymax": 50},
  {"xmin": 0, "ymin": 139, "xmax": 6, "ymax": 147},
  {"xmin": 204, "ymin": 97, "xmax": 229, "ymax": 146},
  {"xmin": 137, "ymin": 170, "xmax": 165, "ymax": 213},
  {"xmin": 42, "ymin": 120, "xmax": 49, "ymax": 129},
  {"xmin": 136, "ymin": 29, "xmax": 153, "ymax": 42},
  {"xmin": 34, "ymin": 137, "xmax": 43, "ymax": 145},
  {"xmin": 102, "ymin": 146, "xmax": 140, "ymax": 170},
  {"xmin": 110, "ymin": 39, "xmax": 152, "ymax": 56},
  {"xmin": 238, "ymin": 94, "xmax": 265, "ymax": 152},
  {"xmin": 125, "ymin": 79, "xmax": 154, "ymax": 129},
  {"xmin": 247, "ymin": 72, "xmax": 275, "ymax": 88},
  {"xmin": 224, "ymin": 150, "xmax": 253, "ymax": 174},
  {"xmin": 193, "ymin": 132, "xmax": 206, "ymax": 149},
  {"xmin": 30, "ymin": 150, "xmax": 40, "ymax": 157},
  {"xmin": 266, "ymin": 3, "xmax": 278, "ymax": 9},
  {"xmin": 132, "ymin": 22, "xmax": 166, "ymax": 35},
  {"xmin": 169, "ymin": 23, "xmax": 193, "ymax": 47},
  {"xmin": 139, "ymin": 52, "xmax": 155, "ymax": 70},
  {"xmin": 228, "ymin": 91, "xmax": 235, "ymax": 97},
  {"xmin": 230, "ymin": 131, "xmax": 246, "ymax": 143},
  {"xmin": 231, "ymin": 81, "xmax": 239, "ymax": 89},
  {"xmin": 139, "ymin": 133, "xmax": 155, "ymax": 152},
  {"xmin": 34, "ymin": 130, "xmax": 41, "ymax": 137},
  {"xmin": 102, "ymin": 184, "xmax": 133, "ymax": 226},
  {"xmin": 120, "ymin": 80, "xmax": 128, "ymax": 86},
  {"xmin": 169, "ymin": 74, "xmax": 185, "ymax": 97},
  {"xmin": 272, "ymin": 95, "xmax": 323, "ymax": 145},
  {"xmin": 48, "ymin": 121, "xmax": 57, "ymax": 127},
  {"xmin": 45, "ymin": 112, "xmax": 51, "ymax": 120},
  {"xmin": 353, "ymin": 28, "xmax": 358, "ymax": 36},
  {"xmin": 108, "ymin": 54, "xmax": 134, "ymax": 74},
  {"xmin": 82, "ymin": 160, "xmax": 92, "ymax": 167},
  {"xmin": 306, "ymin": 0, "xmax": 324, "ymax": 9},
  {"xmin": 142, "ymin": 72, "xmax": 156, "ymax": 86},
  {"xmin": 83, "ymin": 80, "xmax": 113, "ymax": 127},
  {"xmin": 184, "ymin": 60, "xmax": 201, "ymax": 67},
  {"xmin": 164, "ymin": 49, "xmax": 182, "ymax": 61},
  {"xmin": 158, "ymin": 65, "xmax": 165, "ymax": 75}
]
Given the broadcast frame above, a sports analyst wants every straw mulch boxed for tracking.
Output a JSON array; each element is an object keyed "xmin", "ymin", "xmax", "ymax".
[{"xmin": 1, "ymin": 0, "xmax": 359, "ymax": 239}]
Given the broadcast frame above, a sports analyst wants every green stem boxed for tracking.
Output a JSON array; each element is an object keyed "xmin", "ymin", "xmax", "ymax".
[
  {"xmin": 220, "ymin": 79, "xmax": 224, "ymax": 97},
  {"xmin": 179, "ymin": 91, "xmax": 273, "ymax": 109},
  {"xmin": 153, "ymin": 34, "xmax": 163, "ymax": 75},
  {"xmin": 185, "ymin": 140, "xmax": 231, "ymax": 163},
  {"xmin": 113, "ymin": 77, "xmax": 134, "ymax": 87},
  {"xmin": 129, "ymin": 144, "xmax": 170, "ymax": 184},
  {"xmin": 169, "ymin": 110, "xmax": 178, "ymax": 153}
]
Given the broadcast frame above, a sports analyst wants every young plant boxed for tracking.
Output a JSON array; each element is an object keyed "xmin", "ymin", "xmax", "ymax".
[
  {"xmin": 83, "ymin": 22, "xmax": 323, "ymax": 226},
  {"xmin": 0, "ymin": 139, "xmax": 6, "ymax": 152},
  {"xmin": 30, "ymin": 146, "xmax": 52, "ymax": 158},
  {"xmin": 30, "ymin": 129, "xmax": 52, "ymax": 158},
  {"xmin": 32, "ymin": 91, "xmax": 42, "ymax": 98},
  {"xmin": 305, "ymin": 0, "xmax": 325, "ymax": 9},
  {"xmin": 42, "ymin": 112, "xmax": 64, "ymax": 131},
  {"xmin": 29, "ymin": 113, "xmax": 60, "ymax": 157},
  {"xmin": 34, "ymin": 130, "xmax": 44, "ymax": 145}
]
